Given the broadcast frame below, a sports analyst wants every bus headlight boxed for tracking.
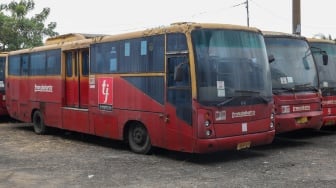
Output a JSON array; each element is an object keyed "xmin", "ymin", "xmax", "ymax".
[
  {"xmin": 204, "ymin": 120, "xmax": 211, "ymax": 127},
  {"xmin": 205, "ymin": 130, "xmax": 212, "ymax": 136}
]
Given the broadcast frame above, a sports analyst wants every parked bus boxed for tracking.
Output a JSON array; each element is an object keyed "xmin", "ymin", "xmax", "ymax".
[
  {"xmin": 0, "ymin": 52, "xmax": 8, "ymax": 116},
  {"xmin": 6, "ymin": 23, "xmax": 275, "ymax": 154},
  {"xmin": 263, "ymin": 31, "xmax": 326, "ymax": 133},
  {"xmin": 308, "ymin": 38, "xmax": 336, "ymax": 126}
]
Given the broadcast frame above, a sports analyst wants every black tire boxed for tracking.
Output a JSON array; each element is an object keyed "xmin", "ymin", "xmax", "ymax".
[
  {"xmin": 33, "ymin": 111, "xmax": 47, "ymax": 135},
  {"xmin": 128, "ymin": 123, "xmax": 152, "ymax": 154}
]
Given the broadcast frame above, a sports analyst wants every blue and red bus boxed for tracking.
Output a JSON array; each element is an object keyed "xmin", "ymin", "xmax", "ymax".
[
  {"xmin": 6, "ymin": 23, "xmax": 275, "ymax": 154},
  {"xmin": 0, "ymin": 52, "xmax": 8, "ymax": 116},
  {"xmin": 308, "ymin": 38, "xmax": 336, "ymax": 126},
  {"xmin": 263, "ymin": 32, "xmax": 326, "ymax": 133}
]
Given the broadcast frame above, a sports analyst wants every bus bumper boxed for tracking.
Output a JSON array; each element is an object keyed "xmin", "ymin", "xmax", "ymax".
[
  {"xmin": 275, "ymin": 111, "xmax": 323, "ymax": 133},
  {"xmin": 194, "ymin": 130, "xmax": 275, "ymax": 153},
  {"xmin": 322, "ymin": 115, "xmax": 336, "ymax": 126}
]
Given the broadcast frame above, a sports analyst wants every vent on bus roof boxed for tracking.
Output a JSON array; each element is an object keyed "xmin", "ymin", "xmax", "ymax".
[
  {"xmin": 170, "ymin": 22, "xmax": 196, "ymax": 26},
  {"xmin": 45, "ymin": 33, "xmax": 106, "ymax": 45}
]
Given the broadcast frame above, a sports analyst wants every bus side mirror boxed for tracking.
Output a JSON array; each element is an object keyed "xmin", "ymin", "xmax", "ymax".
[
  {"xmin": 174, "ymin": 63, "xmax": 186, "ymax": 81},
  {"xmin": 302, "ymin": 57, "xmax": 310, "ymax": 70},
  {"xmin": 268, "ymin": 54, "xmax": 275, "ymax": 63},
  {"xmin": 323, "ymin": 54, "xmax": 328, "ymax": 65}
]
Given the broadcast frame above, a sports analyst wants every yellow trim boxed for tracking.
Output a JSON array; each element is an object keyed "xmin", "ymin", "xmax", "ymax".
[{"xmin": 307, "ymin": 38, "xmax": 336, "ymax": 44}]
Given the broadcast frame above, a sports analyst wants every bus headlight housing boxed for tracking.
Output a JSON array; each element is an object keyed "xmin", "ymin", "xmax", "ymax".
[
  {"xmin": 204, "ymin": 120, "xmax": 211, "ymax": 127},
  {"xmin": 198, "ymin": 110, "xmax": 216, "ymax": 139}
]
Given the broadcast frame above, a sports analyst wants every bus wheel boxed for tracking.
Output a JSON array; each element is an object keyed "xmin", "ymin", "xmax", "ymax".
[
  {"xmin": 33, "ymin": 111, "xmax": 47, "ymax": 135},
  {"xmin": 128, "ymin": 123, "xmax": 152, "ymax": 154}
]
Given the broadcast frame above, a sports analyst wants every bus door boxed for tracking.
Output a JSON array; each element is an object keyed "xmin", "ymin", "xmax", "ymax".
[
  {"xmin": 19, "ymin": 54, "xmax": 30, "ymax": 116},
  {"xmin": 64, "ymin": 49, "xmax": 89, "ymax": 108},
  {"xmin": 166, "ymin": 54, "xmax": 193, "ymax": 150}
]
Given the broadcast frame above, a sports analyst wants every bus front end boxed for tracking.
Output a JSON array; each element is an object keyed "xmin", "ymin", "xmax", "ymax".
[
  {"xmin": 191, "ymin": 28, "xmax": 275, "ymax": 153},
  {"xmin": 309, "ymin": 39, "xmax": 336, "ymax": 127},
  {"xmin": 264, "ymin": 33, "xmax": 323, "ymax": 133},
  {"xmin": 0, "ymin": 54, "xmax": 8, "ymax": 116}
]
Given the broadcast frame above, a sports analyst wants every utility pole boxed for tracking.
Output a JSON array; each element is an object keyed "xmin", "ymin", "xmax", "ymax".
[
  {"xmin": 246, "ymin": 0, "xmax": 250, "ymax": 27},
  {"xmin": 233, "ymin": 0, "xmax": 250, "ymax": 27},
  {"xmin": 292, "ymin": 0, "xmax": 301, "ymax": 35}
]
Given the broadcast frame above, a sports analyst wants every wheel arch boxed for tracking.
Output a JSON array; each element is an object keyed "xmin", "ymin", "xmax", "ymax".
[
  {"xmin": 31, "ymin": 108, "xmax": 40, "ymax": 123},
  {"xmin": 123, "ymin": 120, "xmax": 146, "ymax": 142}
]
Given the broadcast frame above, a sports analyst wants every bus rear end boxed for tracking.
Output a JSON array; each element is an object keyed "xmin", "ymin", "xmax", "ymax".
[
  {"xmin": 264, "ymin": 32, "xmax": 323, "ymax": 133},
  {"xmin": 309, "ymin": 38, "xmax": 336, "ymax": 127},
  {"xmin": 190, "ymin": 26, "xmax": 274, "ymax": 152},
  {"xmin": 0, "ymin": 53, "xmax": 8, "ymax": 116}
]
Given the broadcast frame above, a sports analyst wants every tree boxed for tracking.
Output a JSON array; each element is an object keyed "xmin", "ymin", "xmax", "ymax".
[{"xmin": 0, "ymin": 0, "xmax": 58, "ymax": 51}]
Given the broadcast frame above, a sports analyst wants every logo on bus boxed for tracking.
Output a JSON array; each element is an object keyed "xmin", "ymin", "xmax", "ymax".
[
  {"xmin": 232, "ymin": 110, "xmax": 256, "ymax": 118},
  {"xmin": 293, "ymin": 105, "xmax": 310, "ymax": 112},
  {"xmin": 34, "ymin": 84, "xmax": 53, "ymax": 93},
  {"xmin": 98, "ymin": 77, "xmax": 113, "ymax": 111}
]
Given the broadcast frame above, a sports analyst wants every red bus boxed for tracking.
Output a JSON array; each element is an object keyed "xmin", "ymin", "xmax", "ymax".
[
  {"xmin": 6, "ymin": 23, "xmax": 275, "ymax": 154},
  {"xmin": 308, "ymin": 38, "xmax": 336, "ymax": 126},
  {"xmin": 0, "ymin": 52, "xmax": 8, "ymax": 116},
  {"xmin": 263, "ymin": 32, "xmax": 325, "ymax": 133}
]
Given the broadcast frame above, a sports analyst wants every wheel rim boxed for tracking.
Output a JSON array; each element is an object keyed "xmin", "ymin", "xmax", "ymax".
[
  {"xmin": 132, "ymin": 126, "xmax": 147, "ymax": 146},
  {"xmin": 34, "ymin": 114, "xmax": 42, "ymax": 129}
]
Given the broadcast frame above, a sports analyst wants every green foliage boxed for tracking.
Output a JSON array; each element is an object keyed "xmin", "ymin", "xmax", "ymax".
[{"xmin": 0, "ymin": 0, "xmax": 58, "ymax": 51}]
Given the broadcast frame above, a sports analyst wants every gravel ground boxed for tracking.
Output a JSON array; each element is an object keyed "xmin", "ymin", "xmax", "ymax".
[{"xmin": 0, "ymin": 118, "xmax": 336, "ymax": 188}]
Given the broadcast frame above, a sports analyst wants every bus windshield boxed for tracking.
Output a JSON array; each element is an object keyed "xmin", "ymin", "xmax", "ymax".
[
  {"xmin": 310, "ymin": 42, "xmax": 336, "ymax": 88},
  {"xmin": 265, "ymin": 38, "xmax": 318, "ymax": 91},
  {"xmin": 192, "ymin": 29, "xmax": 272, "ymax": 105}
]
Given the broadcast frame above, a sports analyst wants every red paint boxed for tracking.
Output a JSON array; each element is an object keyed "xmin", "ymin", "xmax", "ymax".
[
  {"xmin": 321, "ymin": 96, "xmax": 336, "ymax": 126},
  {"xmin": 273, "ymin": 92, "xmax": 323, "ymax": 133}
]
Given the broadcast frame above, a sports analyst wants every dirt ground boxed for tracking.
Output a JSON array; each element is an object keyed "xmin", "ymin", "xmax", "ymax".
[{"xmin": 0, "ymin": 118, "xmax": 336, "ymax": 188}]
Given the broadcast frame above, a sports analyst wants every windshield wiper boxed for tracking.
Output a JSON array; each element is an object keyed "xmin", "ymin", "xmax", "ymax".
[
  {"xmin": 217, "ymin": 97, "xmax": 236, "ymax": 107},
  {"xmin": 295, "ymin": 83, "xmax": 319, "ymax": 92},
  {"xmin": 273, "ymin": 87, "xmax": 295, "ymax": 94},
  {"xmin": 255, "ymin": 95, "xmax": 272, "ymax": 104},
  {"xmin": 235, "ymin": 90, "xmax": 271, "ymax": 104},
  {"xmin": 295, "ymin": 82, "xmax": 311, "ymax": 88},
  {"xmin": 235, "ymin": 90, "xmax": 260, "ymax": 95}
]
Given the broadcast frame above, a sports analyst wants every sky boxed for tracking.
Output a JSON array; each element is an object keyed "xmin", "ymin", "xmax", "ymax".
[{"xmin": 2, "ymin": 0, "xmax": 336, "ymax": 39}]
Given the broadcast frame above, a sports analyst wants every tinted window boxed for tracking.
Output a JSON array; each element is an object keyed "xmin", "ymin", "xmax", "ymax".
[
  {"xmin": 66, "ymin": 52, "xmax": 73, "ymax": 77},
  {"xmin": 8, "ymin": 55, "xmax": 20, "ymax": 75},
  {"xmin": 46, "ymin": 49, "xmax": 61, "ymax": 75},
  {"xmin": 167, "ymin": 33, "xmax": 188, "ymax": 52},
  {"xmin": 90, "ymin": 35, "xmax": 164, "ymax": 73},
  {"xmin": 82, "ymin": 51, "xmax": 89, "ymax": 76},
  {"xmin": 30, "ymin": 52, "xmax": 46, "ymax": 75}
]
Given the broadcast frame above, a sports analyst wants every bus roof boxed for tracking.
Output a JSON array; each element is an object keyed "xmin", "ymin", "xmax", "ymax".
[
  {"xmin": 45, "ymin": 33, "xmax": 106, "ymax": 45},
  {"xmin": 8, "ymin": 38, "xmax": 94, "ymax": 56},
  {"xmin": 262, "ymin": 31, "xmax": 306, "ymax": 40},
  {"xmin": 0, "ymin": 52, "xmax": 8, "ymax": 57},
  {"xmin": 96, "ymin": 22, "xmax": 262, "ymax": 44},
  {"xmin": 307, "ymin": 38, "xmax": 336, "ymax": 45},
  {"xmin": 8, "ymin": 23, "xmax": 262, "ymax": 56}
]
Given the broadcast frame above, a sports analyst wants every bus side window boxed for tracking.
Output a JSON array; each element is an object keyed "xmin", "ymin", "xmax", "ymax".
[
  {"xmin": 82, "ymin": 51, "xmax": 89, "ymax": 76},
  {"xmin": 21, "ymin": 55, "xmax": 29, "ymax": 76},
  {"xmin": 168, "ymin": 56, "xmax": 190, "ymax": 87},
  {"xmin": 66, "ymin": 52, "xmax": 72, "ymax": 77},
  {"xmin": 109, "ymin": 46, "xmax": 118, "ymax": 72}
]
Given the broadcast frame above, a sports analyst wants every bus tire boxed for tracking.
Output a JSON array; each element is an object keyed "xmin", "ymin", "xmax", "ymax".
[
  {"xmin": 128, "ymin": 123, "xmax": 152, "ymax": 154},
  {"xmin": 33, "ymin": 111, "xmax": 47, "ymax": 135}
]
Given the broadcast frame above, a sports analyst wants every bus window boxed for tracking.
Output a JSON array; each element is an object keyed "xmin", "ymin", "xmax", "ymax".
[
  {"xmin": 82, "ymin": 50, "xmax": 89, "ymax": 76},
  {"xmin": 21, "ymin": 55, "xmax": 29, "ymax": 76},
  {"xmin": 66, "ymin": 52, "xmax": 73, "ymax": 77}
]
